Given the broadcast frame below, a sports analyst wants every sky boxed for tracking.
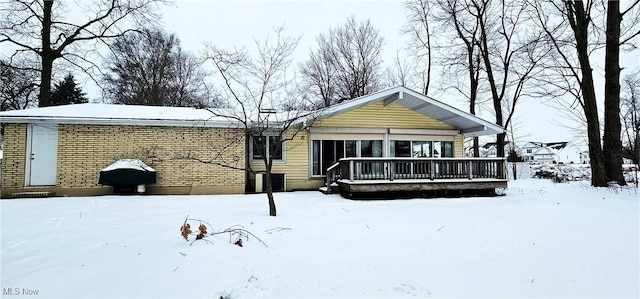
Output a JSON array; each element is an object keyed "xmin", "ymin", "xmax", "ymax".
[
  {"xmin": 158, "ymin": 0, "xmax": 610, "ymax": 143},
  {"xmin": 4, "ymin": 0, "xmax": 639, "ymax": 144}
]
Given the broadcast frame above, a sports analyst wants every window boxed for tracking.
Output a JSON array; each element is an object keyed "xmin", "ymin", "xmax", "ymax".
[
  {"xmin": 252, "ymin": 135, "xmax": 283, "ymax": 162},
  {"xmin": 312, "ymin": 140, "xmax": 349, "ymax": 176},
  {"xmin": 413, "ymin": 141, "xmax": 431, "ymax": 157},
  {"xmin": 361, "ymin": 140, "xmax": 383, "ymax": 157},
  {"xmin": 391, "ymin": 140, "xmax": 454, "ymax": 158},
  {"xmin": 312, "ymin": 139, "xmax": 379, "ymax": 176},
  {"xmin": 391, "ymin": 141, "xmax": 411, "ymax": 157},
  {"xmin": 441, "ymin": 141, "xmax": 454, "ymax": 157}
]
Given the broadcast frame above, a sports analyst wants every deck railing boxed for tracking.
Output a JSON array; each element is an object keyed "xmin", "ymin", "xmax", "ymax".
[{"xmin": 326, "ymin": 157, "xmax": 507, "ymax": 192}]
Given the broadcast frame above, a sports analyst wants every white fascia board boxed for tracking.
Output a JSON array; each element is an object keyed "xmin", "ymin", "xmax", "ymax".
[
  {"xmin": 389, "ymin": 128, "xmax": 460, "ymax": 136},
  {"xmin": 402, "ymin": 88, "xmax": 505, "ymax": 135}
]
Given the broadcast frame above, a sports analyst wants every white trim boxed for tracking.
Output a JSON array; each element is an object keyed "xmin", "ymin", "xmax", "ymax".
[
  {"xmin": 389, "ymin": 128, "xmax": 460, "ymax": 136},
  {"xmin": 24, "ymin": 123, "xmax": 58, "ymax": 186},
  {"xmin": 294, "ymin": 86, "xmax": 504, "ymax": 137},
  {"xmin": 309, "ymin": 127, "xmax": 387, "ymax": 134},
  {"xmin": 249, "ymin": 135, "xmax": 286, "ymax": 164},
  {"xmin": 310, "ymin": 133, "xmax": 384, "ymax": 141},
  {"xmin": 390, "ymin": 135, "xmax": 455, "ymax": 142},
  {"xmin": 0, "ymin": 117, "xmax": 239, "ymax": 128},
  {"xmin": 24, "ymin": 124, "xmax": 34, "ymax": 186}
]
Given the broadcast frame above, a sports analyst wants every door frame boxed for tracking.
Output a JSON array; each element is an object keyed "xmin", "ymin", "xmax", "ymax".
[{"xmin": 24, "ymin": 123, "xmax": 58, "ymax": 186}]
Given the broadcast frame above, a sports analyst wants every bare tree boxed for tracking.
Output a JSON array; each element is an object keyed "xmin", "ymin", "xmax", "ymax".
[
  {"xmin": 0, "ymin": 0, "xmax": 169, "ymax": 107},
  {"xmin": 204, "ymin": 28, "xmax": 311, "ymax": 217},
  {"xmin": 385, "ymin": 48, "xmax": 421, "ymax": 89},
  {"xmin": 603, "ymin": 0, "xmax": 640, "ymax": 185},
  {"xmin": 103, "ymin": 29, "xmax": 214, "ymax": 107},
  {"xmin": 470, "ymin": 0, "xmax": 546, "ymax": 158},
  {"xmin": 529, "ymin": 0, "xmax": 640, "ymax": 186},
  {"xmin": 300, "ymin": 16, "xmax": 385, "ymax": 107},
  {"xmin": 622, "ymin": 71, "xmax": 640, "ymax": 166},
  {"xmin": 432, "ymin": 0, "xmax": 484, "ymax": 157},
  {"xmin": 0, "ymin": 59, "xmax": 39, "ymax": 111},
  {"xmin": 403, "ymin": 0, "xmax": 434, "ymax": 95}
]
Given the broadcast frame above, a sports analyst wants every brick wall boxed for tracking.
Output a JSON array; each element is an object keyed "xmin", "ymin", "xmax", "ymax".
[
  {"xmin": 1, "ymin": 124, "xmax": 27, "ymax": 190},
  {"xmin": 2, "ymin": 123, "xmax": 246, "ymax": 196}
]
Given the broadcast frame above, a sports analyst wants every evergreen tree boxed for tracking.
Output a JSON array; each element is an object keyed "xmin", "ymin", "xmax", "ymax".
[{"xmin": 50, "ymin": 74, "xmax": 88, "ymax": 106}]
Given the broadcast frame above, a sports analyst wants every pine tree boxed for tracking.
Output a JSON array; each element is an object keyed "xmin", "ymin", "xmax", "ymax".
[{"xmin": 50, "ymin": 74, "xmax": 88, "ymax": 106}]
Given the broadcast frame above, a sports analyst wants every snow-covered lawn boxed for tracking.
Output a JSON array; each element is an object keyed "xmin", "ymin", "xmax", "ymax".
[{"xmin": 1, "ymin": 179, "xmax": 638, "ymax": 298}]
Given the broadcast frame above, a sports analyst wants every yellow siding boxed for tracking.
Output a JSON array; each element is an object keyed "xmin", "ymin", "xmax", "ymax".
[
  {"xmin": 260, "ymin": 101, "xmax": 468, "ymax": 191},
  {"xmin": 317, "ymin": 102, "xmax": 456, "ymax": 130},
  {"xmin": 250, "ymin": 130, "xmax": 319, "ymax": 190},
  {"xmin": 455, "ymin": 134, "xmax": 464, "ymax": 157}
]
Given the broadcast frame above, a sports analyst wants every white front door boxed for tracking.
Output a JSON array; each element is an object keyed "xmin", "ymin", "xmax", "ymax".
[{"xmin": 27, "ymin": 124, "xmax": 58, "ymax": 186}]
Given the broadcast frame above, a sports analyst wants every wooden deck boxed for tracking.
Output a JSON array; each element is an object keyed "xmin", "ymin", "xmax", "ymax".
[{"xmin": 325, "ymin": 158, "xmax": 508, "ymax": 198}]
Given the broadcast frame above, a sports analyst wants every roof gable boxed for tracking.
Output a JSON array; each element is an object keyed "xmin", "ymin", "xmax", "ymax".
[
  {"xmin": 301, "ymin": 86, "xmax": 504, "ymax": 137},
  {"xmin": 316, "ymin": 101, "xmax": 455, "ymax": 130}
]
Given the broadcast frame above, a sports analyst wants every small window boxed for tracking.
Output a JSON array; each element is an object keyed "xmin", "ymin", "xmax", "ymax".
[{"xmin": 252, "ymin": 135, "xmax": 283, "ymax": 162}]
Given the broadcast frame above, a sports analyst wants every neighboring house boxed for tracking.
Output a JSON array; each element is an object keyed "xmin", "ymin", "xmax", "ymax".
[
  {"xmin": 0, "ymin": 86, "xmax": 506, "ymax": 198},
  {"xmin": 521, "ymin": 141, "xmax": 588, "ymax": 164},
  {"xmin": 555, "ymin": 142, "xmax": 587, "ymax": 164},
  {"xmin": 476, "ymin": 141, "xmax": 521, "ymax": 158}
]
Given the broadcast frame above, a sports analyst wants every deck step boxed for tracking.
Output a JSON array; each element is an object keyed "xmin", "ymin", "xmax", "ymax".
[
  {"xmin": 318, "ymin": 186, "xmax": 338, "ymax": 194},
  {"xmin": 10, "ymin": 191, "xmax": 54, "ymax": 198}
]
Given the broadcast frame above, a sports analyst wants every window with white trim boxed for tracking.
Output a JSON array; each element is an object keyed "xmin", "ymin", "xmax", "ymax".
[
  {"xmin": 390, "ymin": 140, "xmax": 454, "ymax": 158},
  {"xmin": 251, "ymin": 135, "xmax": 284, "ymax": 162},
  {"xmin": 311, "ymin": 140, "xmax": 382, "ymax": 176}
]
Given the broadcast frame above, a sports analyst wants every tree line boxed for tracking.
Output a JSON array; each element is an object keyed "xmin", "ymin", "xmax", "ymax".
[{"xmin": 1, "ymin": 0, "xmax": 639, "ymax": 189}]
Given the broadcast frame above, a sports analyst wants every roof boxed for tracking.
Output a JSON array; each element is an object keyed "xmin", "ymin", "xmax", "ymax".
[
  {"xmin": 0, "ymin": 103, "xmax": 240, "ymax": 128},
  {"xmin": 481, "ymin": 141, "xmax": 511, "ymax": 149},
  {"xmin": 295, "ymin": 86, "xmax": 504, "ymax": 137}
]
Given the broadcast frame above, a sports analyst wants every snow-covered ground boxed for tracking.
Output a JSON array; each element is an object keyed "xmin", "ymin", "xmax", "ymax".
[{"xmin": 1, "ymin": 179, "xmax": 638, "ymax": 298}]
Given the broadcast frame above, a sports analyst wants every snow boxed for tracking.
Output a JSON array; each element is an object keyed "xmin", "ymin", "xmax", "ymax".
[
  {"xmin": 0, "ymin": 103, "xmax": 238, "ymax": 127},
  {"xmin": 1, "ymin": 179, "xmax": 638, "ymax": 298},
  {"xmin": 100, "ymin": 159, "xmax": 156, "ymax": 172}
]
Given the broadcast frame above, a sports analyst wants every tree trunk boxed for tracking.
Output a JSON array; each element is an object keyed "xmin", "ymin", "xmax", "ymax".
[
  {"xmin": 496, "ymin": 132, "xmax": 506, "ymax": 159},
  {"xmin": 38, "ymin": 0, "xmax": 55, "ymax": 107},
  {"xmin": 603, "ymin": 0, "xmax": 626, "ymax": 185},
  {"xmin": 265, "ymin": 165, "xmax": 277, "ymax": 217},
  {"xmin": 571, "ymin": 1, "xmax": 608, "ymax": 187},
  {"xmin": 473, "ymin": 137, "xmax": 480, "ymax": 157}
]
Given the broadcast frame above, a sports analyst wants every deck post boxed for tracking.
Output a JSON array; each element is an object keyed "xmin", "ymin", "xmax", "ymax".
[
  {"xmin": 389, "ymin": 161, "xmax": 394, "ymax": 181},
  {"xmin": 468, "ymin": 160, "xmax": 473, "ymax": 180},
  {"xmin": 349, "ymin": 160, "xmax": 354, "ymax": 182},
  {"xmin": 430, "ymin": 160, "xmax": 435, "ymax": 180}
]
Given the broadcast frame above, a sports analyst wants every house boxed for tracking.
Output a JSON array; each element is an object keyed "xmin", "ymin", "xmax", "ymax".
[
  {"xmin": 475, "ymin": 141, "xmax": 521, "ymax": 158},
  {"xmin": 520, "ymin": 141, "xmax": 588, "ymax": 164},
  {"xmin": 0, "ymin": 86, "xmax": 506, "ymax": 198},
  {"xmin": 248, "ymin": 86, "xmax": 507, "ymax": 195},
  {"xmin": 0, "ymin": 104, "xmax": 246, "ymax": 197}
]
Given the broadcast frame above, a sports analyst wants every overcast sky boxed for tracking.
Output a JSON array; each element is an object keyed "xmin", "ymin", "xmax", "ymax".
[
  {"xmin": 161, "ymin": 0, "xmax": 637, "ymax": 144},
  {"xmin": 6, "ymin": 0, "xmax": 639, "ymax": 144}
]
